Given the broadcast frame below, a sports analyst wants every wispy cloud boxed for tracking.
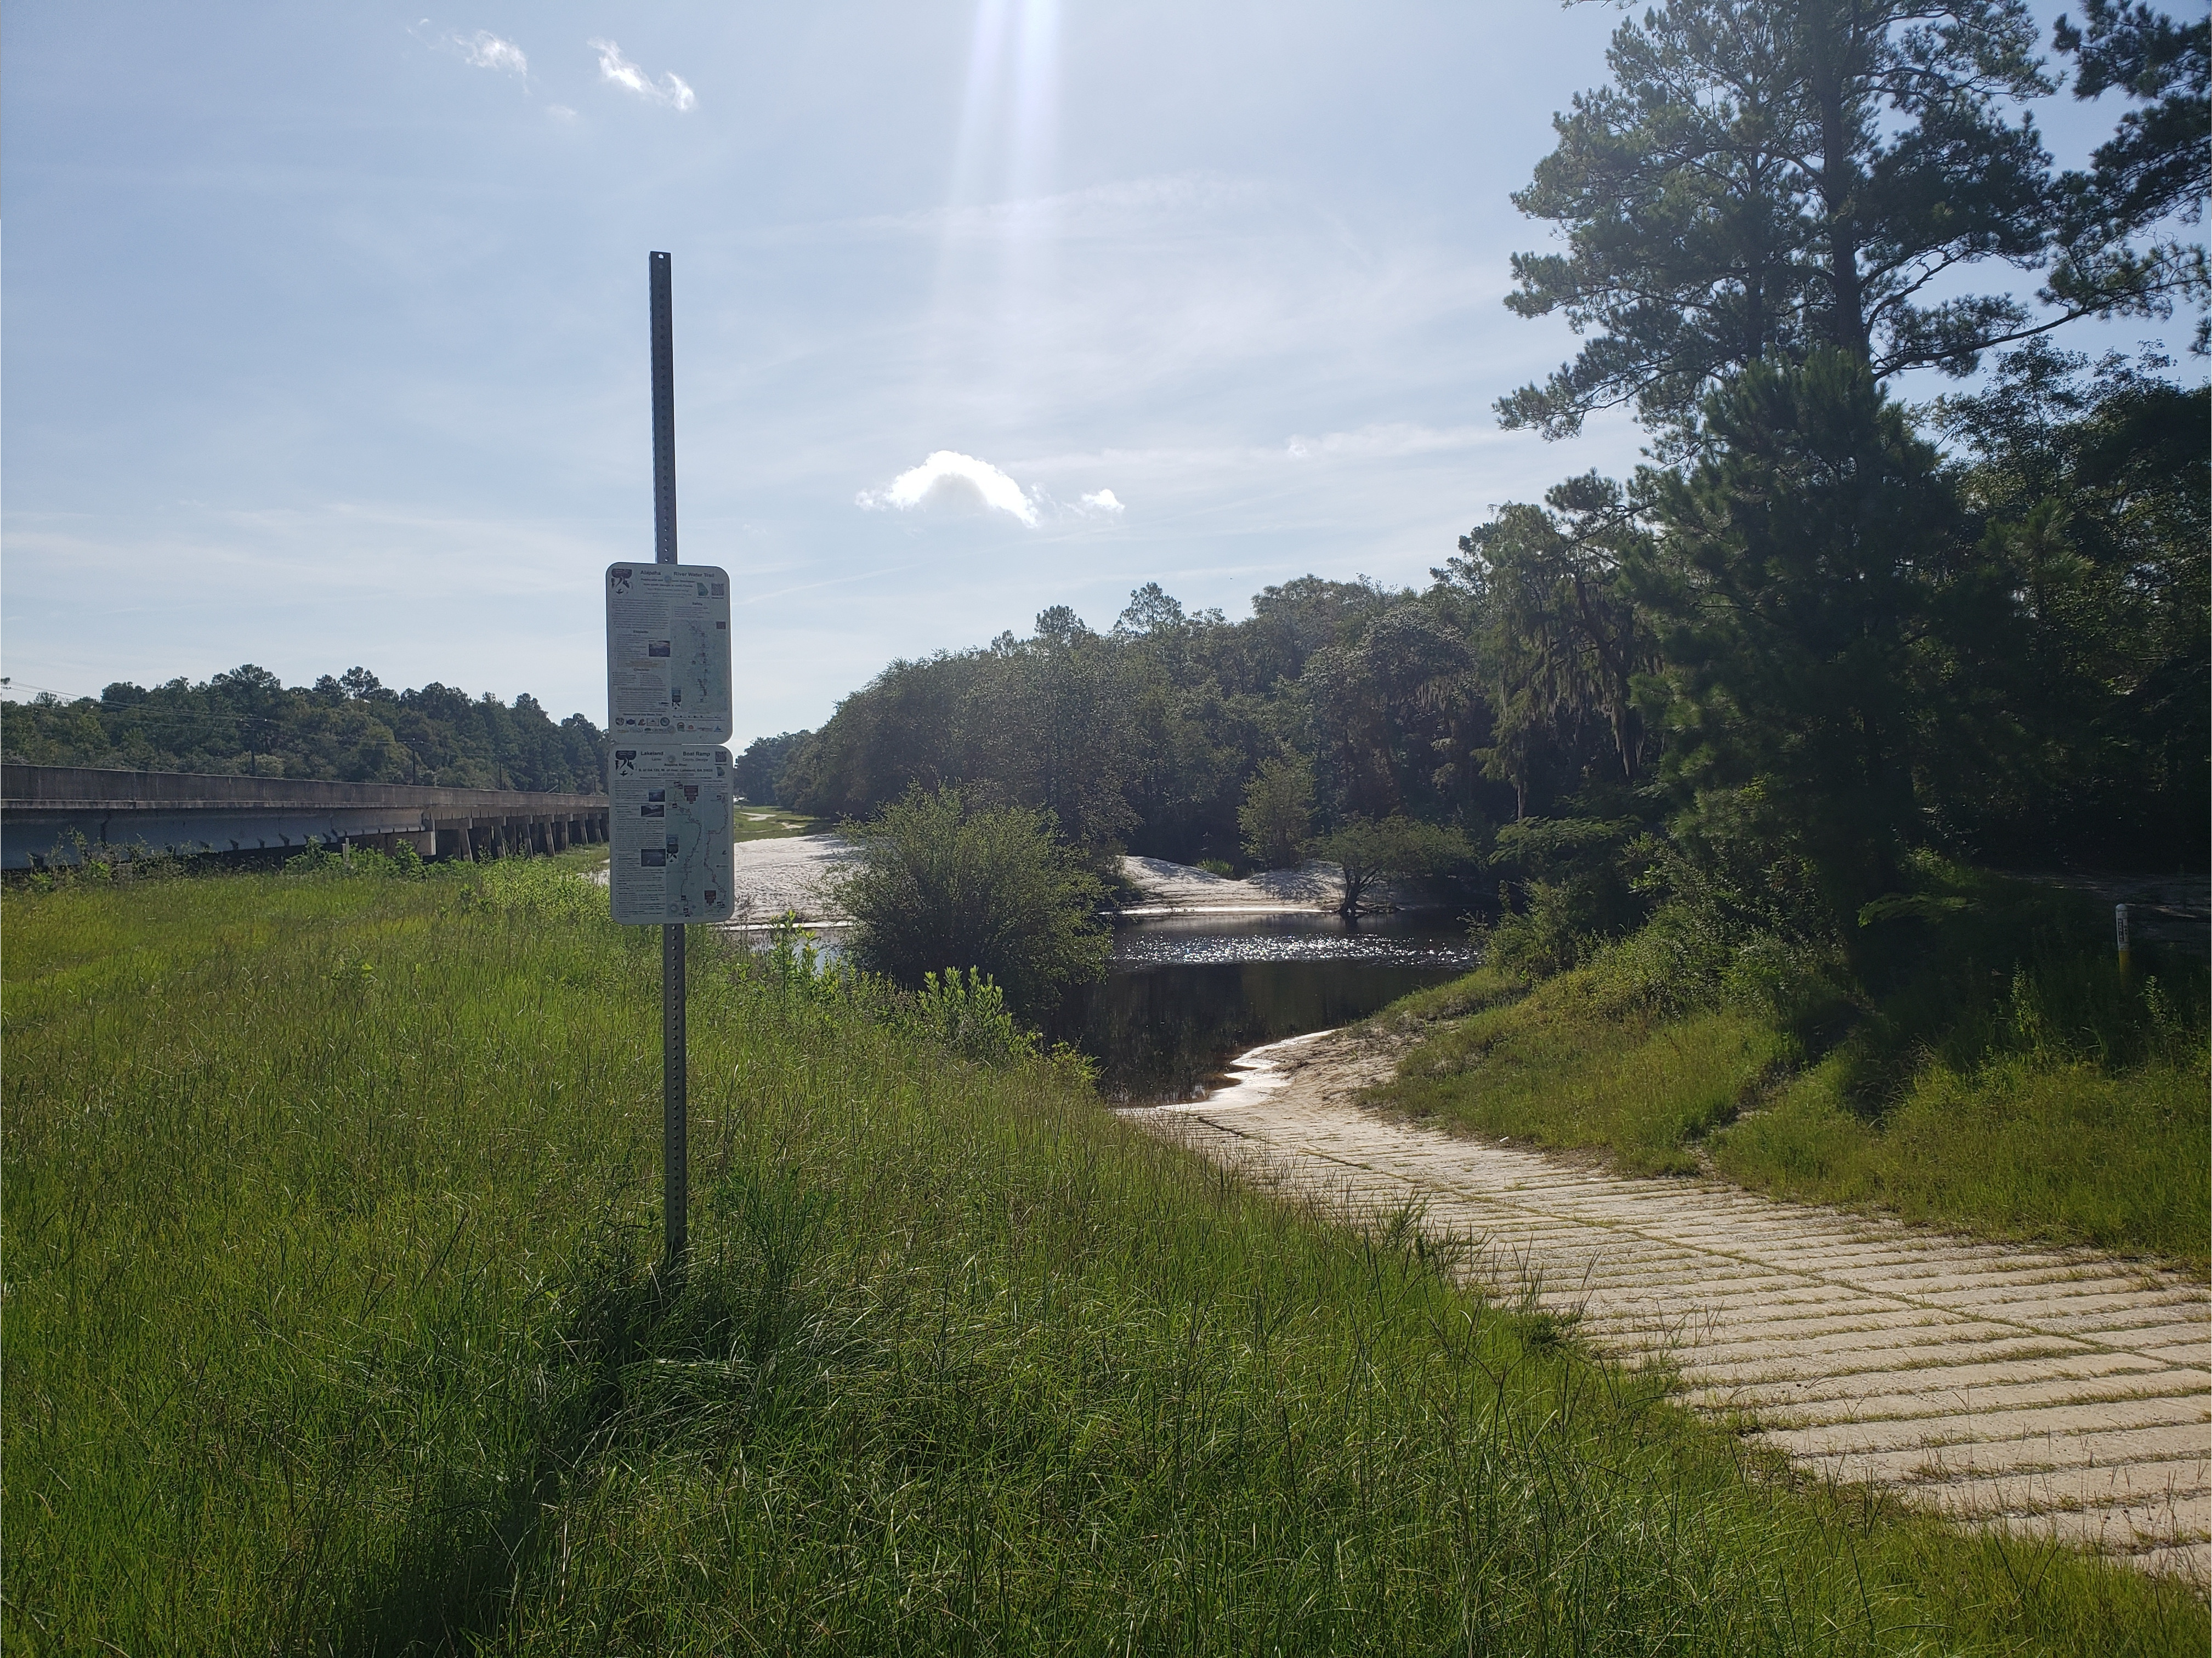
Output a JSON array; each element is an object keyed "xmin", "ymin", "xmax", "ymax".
[
  {"xmin": 460, "ymin": 31, "xmax": 525, "ymax": 75},
  {"xmin": 1283, "ymin": 422, "xmax": 1500, "ymax": 461},
  {"xmin": 859, "ymin": 451, "xmax": 1037, "ymax": 526},
  {"xmin": 744, "ymin": 562, "xmax": 920, "ymax": 606},
  {"xmin": 587, "ymin": 39, "xmax": 695, "ymax": 111},
  {"xmin": 412, "ymin": 22, "xmax": 528, "ymax": 78},
  {"xmin": 1077, "ymin": 489, "xmax": 1125, "ymax": 515}
]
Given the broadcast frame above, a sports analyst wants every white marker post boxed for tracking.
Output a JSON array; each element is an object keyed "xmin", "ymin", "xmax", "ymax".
[{"xmin": 606, "ymin": 251, "xmax": 734, "ymax": 1271}]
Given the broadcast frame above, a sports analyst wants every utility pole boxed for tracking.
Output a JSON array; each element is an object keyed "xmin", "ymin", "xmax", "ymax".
[{"xmin": 650, "ymin": 249, "xmax": 688, "ymax": 1271}]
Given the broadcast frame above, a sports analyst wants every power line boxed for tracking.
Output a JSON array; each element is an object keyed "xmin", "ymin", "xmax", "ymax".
[{"xmin": 0, "ymin": 678, "xmax": 103, "ymax": 703}]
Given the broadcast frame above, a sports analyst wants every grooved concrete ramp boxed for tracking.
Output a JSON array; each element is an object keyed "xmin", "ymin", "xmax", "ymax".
[{"xmin": 1133, "ymin": 1028, "xmax": 2212, "ymax": 1582}]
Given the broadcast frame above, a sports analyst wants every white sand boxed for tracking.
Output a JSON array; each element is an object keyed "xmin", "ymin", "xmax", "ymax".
[
  {"xmin": 1118, "ymin": 855, "xmax": 1345, "ymax": 913},
  {"xmin": 722, "ymin": 841, "xmax": 1353, "ymax": 924},
  {"xmin": 724, "ymin": 833, "xmax": 855, "ymax": 925}
]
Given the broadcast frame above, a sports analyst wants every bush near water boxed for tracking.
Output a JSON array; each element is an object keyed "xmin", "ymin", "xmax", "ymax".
[
  {"xmin": 7, "ymin": 855, "xmax": 2206, "ymax": 1653},
  {"xmin": 829, "ymin": 785, "xmax": 1110, "ymax": 1021}
]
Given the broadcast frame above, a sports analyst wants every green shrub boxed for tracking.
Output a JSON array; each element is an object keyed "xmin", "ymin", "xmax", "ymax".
[
  {"xmin": 900, "ymin": 967, "xmax": 1038, "ymax": 1067},
  {"xmin": 20, "ymin": 831, "xmax": 192, "ymax": 889},
  {"xmin": 1481, "ymin": 878, "xmax": 1595, "ymax": 976},
  {"xmin": 282, "ymin": 838, "xmax": 439, "ymax": 882},
  {"xmin": 830, "ymin": 785, "xmax": 1108, "ymax": 1019}
]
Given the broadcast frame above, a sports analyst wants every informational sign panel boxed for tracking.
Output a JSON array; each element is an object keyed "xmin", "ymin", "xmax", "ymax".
[
  {"xmin": 605, "ymin": 563, "xmax": 733, "ymax": 740},
  {"xmin": 608, "ymin": 745, "xmax": 736, "ymax": 923}
]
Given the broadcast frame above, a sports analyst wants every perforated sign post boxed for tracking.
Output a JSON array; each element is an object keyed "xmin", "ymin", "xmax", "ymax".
[{"xmin": 606, "ymin": 250, "xmax": 733, "ymax": 1271}]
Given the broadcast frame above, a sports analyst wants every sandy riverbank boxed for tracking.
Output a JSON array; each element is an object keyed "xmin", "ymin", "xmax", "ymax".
[{"xmin": 719, "ymin": 837, "xmax": 1354, "ymax": 924}]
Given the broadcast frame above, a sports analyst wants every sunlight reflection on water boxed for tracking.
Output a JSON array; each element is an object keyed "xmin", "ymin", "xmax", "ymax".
[
  {"xmin": 1109, "ymin": 911, "xmax": 1477, "ymax": 970},
  {"xmin": 1071, "ymin": 911, "xmax": 1478, "ymax": 1102}
]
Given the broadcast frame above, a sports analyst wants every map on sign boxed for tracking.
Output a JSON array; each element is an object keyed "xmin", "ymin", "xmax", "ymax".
[
  {"xmin": 608, "ymin": 746, "xmax": 735, "ymax": 924},
  {"xmin": 605, "ymin": 563, "xmax": 733, "ymax": 740}
]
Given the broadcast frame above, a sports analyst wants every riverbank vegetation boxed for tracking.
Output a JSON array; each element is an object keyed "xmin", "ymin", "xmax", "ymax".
[
  {"xmin": 1370, "ymin": 860, "xmax": 2209, "ymax": 1268},
  {"xmin": 7, "ymin": 859, "xmax": 2205, "ymax": 1653}
]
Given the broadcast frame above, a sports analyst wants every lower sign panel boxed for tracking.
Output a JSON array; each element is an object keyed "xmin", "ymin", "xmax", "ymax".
[{"xmin": 609, "ymin": 746, "xmax": 735, "ymax": 924}]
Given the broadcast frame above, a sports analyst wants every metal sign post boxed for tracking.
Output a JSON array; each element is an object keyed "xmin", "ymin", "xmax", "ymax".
[
  {"xmin": 653, "ymin": 251, "xmax": 686, "ymax": 1271},
  {"xmin": 604, "ymin": 250, "xmax": 735, "ymax": 1272}
]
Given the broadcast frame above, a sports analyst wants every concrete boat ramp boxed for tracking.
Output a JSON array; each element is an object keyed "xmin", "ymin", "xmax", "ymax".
[{"xmin": 1134, "ymin": 1027, "xmax": 2212, "ymax": 1583}]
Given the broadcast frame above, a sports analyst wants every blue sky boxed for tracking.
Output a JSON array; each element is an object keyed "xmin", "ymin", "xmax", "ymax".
[{"xmin": 3, "ymin": 2, "xmax": 2193, "ymax": 746}]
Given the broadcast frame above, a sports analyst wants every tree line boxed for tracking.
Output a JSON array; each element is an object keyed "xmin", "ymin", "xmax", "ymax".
[
  {"xmin": 2, "ymin": 665, "xmax": 608, "ymax": 795},
  {"xmin": 748, "ymin": 0, "xmax": 2205, "ymax": 947}
]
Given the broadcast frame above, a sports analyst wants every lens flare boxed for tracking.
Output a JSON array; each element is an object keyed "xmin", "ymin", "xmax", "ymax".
[{"xmin": 933, "ymin": 0, "xmax": 1063, "ymax": 394}]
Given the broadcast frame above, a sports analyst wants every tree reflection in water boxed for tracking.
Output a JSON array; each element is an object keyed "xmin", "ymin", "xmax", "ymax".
[{"xmin": 1055, "ymin": 913, "xmax": 1474, "ymax": 1104}]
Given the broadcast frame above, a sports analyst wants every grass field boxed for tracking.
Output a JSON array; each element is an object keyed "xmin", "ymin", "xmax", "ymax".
[
  {"xmin": 5, "ymin": 859, "xmax": 2205, "ymax": 1653},
  {"xmin": 1369, "ymin": 872, "xmax": 2210, "ymax": 1269}
]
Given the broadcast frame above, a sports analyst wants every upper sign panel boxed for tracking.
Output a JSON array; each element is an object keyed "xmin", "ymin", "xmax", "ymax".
[{"xmin": 605, "ymin": 563, "xmax": 733, "ymax": 741}]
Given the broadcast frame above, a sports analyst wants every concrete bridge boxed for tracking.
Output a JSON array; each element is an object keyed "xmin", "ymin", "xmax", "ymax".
[{"xmin": 1, "ymin": 764, "xmax": 610, "ymax": 870}]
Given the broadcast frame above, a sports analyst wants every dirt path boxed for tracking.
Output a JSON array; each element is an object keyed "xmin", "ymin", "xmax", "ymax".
[{"xmin": 1131, "ymin": 1027, "xmax": 2212, "ymax": 1582}]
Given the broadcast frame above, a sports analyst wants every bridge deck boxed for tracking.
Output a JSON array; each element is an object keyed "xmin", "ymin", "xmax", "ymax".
[{"xmin": 2, "ymin": 764, "xmax": 610, "ymax": 867}]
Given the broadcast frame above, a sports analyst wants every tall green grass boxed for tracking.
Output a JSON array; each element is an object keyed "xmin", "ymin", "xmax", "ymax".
[
  {"xmin": 5, "ymin": 863, "xmax": 2203, "ymax": 1653},
  {"xmin": 1370, "ymin": 868, "xmax": 2209, "ymax": 1267},
  {"xmin": 1374, "ymin": 966, "xmax": 1788, "ymax": 1177},
  {"xmin": 1714, "ymin": 1049, "xmax": 2210, "ymax": 1254}
]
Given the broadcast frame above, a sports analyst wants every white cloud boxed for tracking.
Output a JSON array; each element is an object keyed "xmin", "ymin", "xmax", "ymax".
[
  {"xmin": 587, "ymin": 38, "xmax": 696, "ymax": 111},
  {"xmin": 1078, "ymin": 489, "xmax": 1125, "ymax": 515},
  {"xmin": 412, "ymin": 22, "xmax": 528, "ymax": 78},
  {"xmin": 546, "ymin": 104, "xmax": 577, "ymax": 122},
  {"xmin": 460, "ymin": 31, "xmax": 526, "ymax": 75},
  {"xmin": 858, "ymin": 451, "xmax": 1039, "ymax": 526}
]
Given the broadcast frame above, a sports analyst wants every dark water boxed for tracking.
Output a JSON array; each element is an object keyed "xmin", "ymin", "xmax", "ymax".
[{"xmin": 1058, "ymin": 912, "xmax": 1476, "ymax": 1103}]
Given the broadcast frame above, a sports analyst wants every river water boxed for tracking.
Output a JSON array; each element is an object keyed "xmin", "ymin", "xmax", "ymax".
[
  {"xmin": 736, "ymin": 896, "xmax": 1476, "ymax": 1104},
  {"xmin": 1059, "ymin": 911, "xmax": 1476, "ymax": 1103}
]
